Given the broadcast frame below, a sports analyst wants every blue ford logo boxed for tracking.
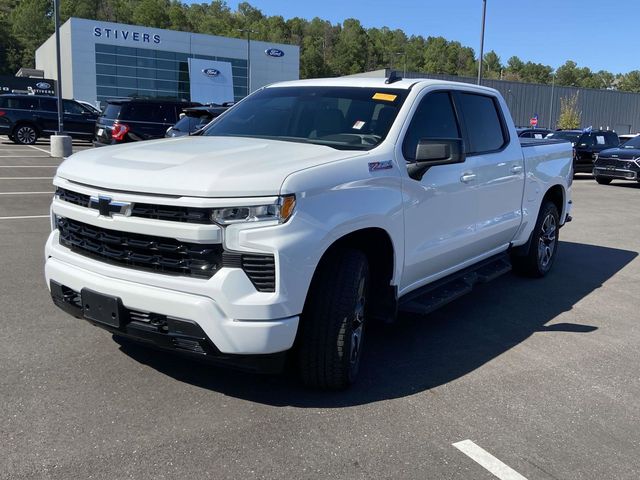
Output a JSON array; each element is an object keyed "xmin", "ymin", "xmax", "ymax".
[
  {"xmin": 265, "ymin": 48, "xmax": 285, "ymax": 58},
  {"xmin": 35, "ymin": 82, "xmax": 51, "ymax": 89},
  {"xmin": 202, "ymin": 68, "xmax": 220, "ymax": 77}
]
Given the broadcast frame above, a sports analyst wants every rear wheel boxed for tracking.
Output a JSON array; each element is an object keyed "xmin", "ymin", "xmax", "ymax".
[
  {"xmin": 13, "ymin": 124, "xmax": 38, "ymax": 145},
  {"xmin": 512, "ymin": 201, "xmax": 560, "ymax": 278},
  {"xmin": 595, "ymin": 176, "xmax": 612, "ymax": 185},
  {"xmin": 297, "ymin": 248, "xmax": 369, "ymax": 389}
]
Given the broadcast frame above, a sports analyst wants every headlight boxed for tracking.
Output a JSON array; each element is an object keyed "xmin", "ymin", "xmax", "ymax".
[{"xmin": 211, "ymin": 195, "xmax": 295, "ymax": 225}]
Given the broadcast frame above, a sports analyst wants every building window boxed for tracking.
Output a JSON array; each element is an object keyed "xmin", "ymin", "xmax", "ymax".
[{"xmin": 95, "ymin": 43, "xmax": 248, "ymax": 104}]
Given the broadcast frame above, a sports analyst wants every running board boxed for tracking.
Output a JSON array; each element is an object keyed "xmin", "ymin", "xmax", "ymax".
[{"xmin": 399, "ymin": 254, "xmax": 512, "ymax": 316}]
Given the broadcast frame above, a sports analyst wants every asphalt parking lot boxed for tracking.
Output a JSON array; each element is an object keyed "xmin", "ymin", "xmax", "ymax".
[{"xmin": 1, "ymin": 136, "xmax": 639, "ymax": 480}]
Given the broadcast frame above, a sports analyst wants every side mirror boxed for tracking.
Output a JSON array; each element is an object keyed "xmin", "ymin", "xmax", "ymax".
[{"xmin": 407, "ymin": 138, "xmax": 465, "ymax": 180}]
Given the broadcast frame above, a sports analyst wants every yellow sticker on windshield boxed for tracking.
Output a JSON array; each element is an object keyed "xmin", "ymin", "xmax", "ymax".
[{"xmin": 372, "ymin": 93, "xmax": 397, "ymax": 102}]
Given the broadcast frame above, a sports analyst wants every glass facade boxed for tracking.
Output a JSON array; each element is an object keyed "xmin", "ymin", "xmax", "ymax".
[{"xmin": 95, "ymin": 43, "xmax": 248, "ymax": 104}]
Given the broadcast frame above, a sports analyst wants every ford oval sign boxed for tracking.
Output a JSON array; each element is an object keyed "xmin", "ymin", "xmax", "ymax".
[
  {"xmin": 202, "ymin": 68, "xmax": 220, "ymax": 77},
  {"xmin": 35, "ymin": 82, "xmax": 51, "ymax": 89},
  {"xmin": 265, "ymin": 48, "xmax": 285, "ymax": 58}
]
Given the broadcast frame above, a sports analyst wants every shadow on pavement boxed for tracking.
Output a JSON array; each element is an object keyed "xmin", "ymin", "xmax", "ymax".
[{"xmin": 116, "ymin": 240, "xmax": 637, "ymax": 407}]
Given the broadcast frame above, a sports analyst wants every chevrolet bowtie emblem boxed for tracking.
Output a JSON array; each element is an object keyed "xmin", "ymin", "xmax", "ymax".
[{"xmin": 89, "ymin": 195, "xmax": 131, "ymax": 217}]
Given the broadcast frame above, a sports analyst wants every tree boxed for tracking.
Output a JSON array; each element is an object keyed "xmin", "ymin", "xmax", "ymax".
[
  {"xmin": 557, "ymin": 92, "xmax": 581, "ymax": 129},
  {"xmin": 483, "ymin": 50, "xmax": 502, "ymax": 79},
  {"xmin": 330, "ymin": 18, "xmax": 368, "ymax": 75},
  {"xmin": 9, "ymin": 0, "xmax": 52, "ymax": 71},
  {"xmin": 131, "ymin": 0, "xmax": 170, "ymax": 29},
  {"xmin": 618, "ymin": 71, "xmax": 640, "ymax": 92}
]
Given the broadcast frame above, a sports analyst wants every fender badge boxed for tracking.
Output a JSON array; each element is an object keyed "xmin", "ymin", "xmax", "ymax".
[{"xmin": 368, "ymin": 160, "xmax": 393, "ymax": 172}]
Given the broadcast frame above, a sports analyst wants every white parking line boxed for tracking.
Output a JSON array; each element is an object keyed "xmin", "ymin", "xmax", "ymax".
[
  {"xmin": 27, "ymin": 145, "xmax": 52, "ymax": 155},
  {"xmin": 0, "ymin": 215, "xmax": 49, "ymax": 220},
  {"xmin": 0, "ymin": 177, "xmax": 54, "ymax": 180},
  {"xmin": 0, "ymin": 191, "xmax": 54, "ymax": 195},
  {"xmin": 453, "ymin": 440, "xmax": 528, "ymax": 480}
]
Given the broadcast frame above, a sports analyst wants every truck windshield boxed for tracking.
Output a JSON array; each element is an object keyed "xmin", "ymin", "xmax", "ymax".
[
  {"xmin": 202, "ymin": 86, "xmax": 409, "ymax": 150},
  {"xmin": 621, "ymin": 136, "xmax": 640, "ymax": 148}
]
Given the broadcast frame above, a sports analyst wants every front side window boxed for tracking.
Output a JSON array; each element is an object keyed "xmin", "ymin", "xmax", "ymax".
[
  {"xmin": 62, "ymin": 100, "xmax": 85, "ymax": 115},
  {"xmin": 457, "ymin": 93, "xmax": 507, "ymax": 154},
  {"xmin": 202, "ymin": 86, "xmax": 408, "ymax": 150},
  {"xmin": 402, "ymin": 91, "xmax": 460, "ymax": 160}
]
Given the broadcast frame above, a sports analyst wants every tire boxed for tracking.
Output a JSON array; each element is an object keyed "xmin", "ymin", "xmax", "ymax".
[
  {"xmin": 512, "ymin": 201, "xmax": 560, "ymax": 278},
  {"xmin": 297, "ymin": 248, "xmax": 369, "ymax": 390},
  {"xmin": 595, "ymin": 176, "xmax": 612, "ymax": 185},
  {"xmin": 13, "ymin": 124, "xmax": 38, "ymax": 145}
]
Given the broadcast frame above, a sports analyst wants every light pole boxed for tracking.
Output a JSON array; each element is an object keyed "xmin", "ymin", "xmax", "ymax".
[
  {"xmin": 477, "ymin": 0, "xmax": 487, "ymax": 85},
  {"xmin": 395, "ymin": 52, "xmax": 407, "ymax": 77},
  {"xmin": 548, "ymin": 72, "xmax": 556, "ymax": 129},
  {"xmin": 238, "ymin": 28, "xmax": 257, "ymax": 97},
  {"xmin": 54, "ymin": 0, "xmax": 63, "ymax": 134}
]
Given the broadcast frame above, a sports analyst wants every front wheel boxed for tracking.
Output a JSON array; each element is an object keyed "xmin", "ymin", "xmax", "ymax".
[
  {"xmin": 13, "ymin": 124, "xmax": 38, "ymax": 145},
  {"xmin": 595, "ymin": 176, "xmax": 612, "ymax": 185},
  {"xmin": 512, "ymin": 201, "xmax": 560, "ymax": 277},
  {"xmin": 297, "ymin": 248, "xmax": 369, "ymax": 389}
]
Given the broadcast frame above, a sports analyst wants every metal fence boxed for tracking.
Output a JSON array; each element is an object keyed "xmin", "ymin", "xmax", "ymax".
[{"xmin": 372, "ymin": 69, "xmax": 640, "ymax": 134}]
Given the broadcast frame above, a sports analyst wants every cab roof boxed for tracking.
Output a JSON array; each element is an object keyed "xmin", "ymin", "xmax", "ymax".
[{"xmin": 267, "ymin": 76, "xmax": 500, "ymax": 95}]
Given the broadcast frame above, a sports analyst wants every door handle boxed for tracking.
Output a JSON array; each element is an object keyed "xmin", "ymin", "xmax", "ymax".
[
  {"xmin": 460, "ymin": 173, "xmax": 476, "ymax": 183},
  {"xmin": 510, "ymin": 165, "xmax": 523, "ymax": 174}
]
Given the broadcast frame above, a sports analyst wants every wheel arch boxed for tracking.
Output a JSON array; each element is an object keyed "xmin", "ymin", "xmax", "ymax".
[
  {"xmin": 543, "ymin": 183, "xmax": 566, "ymax": 223},
  {"xmin": 305, "ymin": 227, "xmax": 398, "ymax": 323},
  {"xmin": 11, "ymin": 120, "xmax": 41, "ymax": 139}
]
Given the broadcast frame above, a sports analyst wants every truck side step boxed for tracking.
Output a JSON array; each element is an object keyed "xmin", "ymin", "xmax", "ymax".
[{"xmin": 398, "ymin": 254, "xmax": 512, "ymax": 316}]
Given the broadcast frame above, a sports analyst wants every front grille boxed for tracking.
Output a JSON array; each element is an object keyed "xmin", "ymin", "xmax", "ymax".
[
  {"xmin": 57, "ymin": 217, "xmax": 223, "ymax": 278},
  {"xmin": 223, "ymin": 252, "xmax": 276, "ymax": 292},
  {"xmin": 55, "ymin": 187, "xmax": 213, "ymax": 224},
  {"xmin": 131, "ymin": 203, "xmax": 212, "ymax": 224},
  {"xmin": 56, "ymin": 187, "xmax": 90, "ymax": 208}
]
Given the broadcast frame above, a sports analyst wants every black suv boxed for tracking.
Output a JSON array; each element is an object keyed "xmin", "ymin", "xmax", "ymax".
[
  {"xmin": 0, "ymin": 94, "xmax": 98, "ymax": 145},
  {"xmin": 165, "ymin": 104, "xmax": 232, "ymax": 138},
  {"xmin": 593, "ymin": 134, "xmax": 640, "ymax": 185},
  {"xmin": 546, "ymin": 129, "xmax": 620, "ymax": 173},
  {"xmin": 94, "ymin": 99, "xmax": 199, "ymax": 146}
]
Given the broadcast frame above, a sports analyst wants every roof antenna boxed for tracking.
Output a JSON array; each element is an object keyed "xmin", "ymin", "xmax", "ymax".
[{"xmin": 385, "ymin": 70, "xmax": 402, "ymax": 84}]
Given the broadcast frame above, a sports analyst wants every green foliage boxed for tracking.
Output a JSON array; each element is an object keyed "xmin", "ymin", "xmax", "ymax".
[
  {"xmin": 0, "ymin": 0, "xmax": 636, "ymax": 94},
  {"xmin": 618, "ymin": 71, "xmax": 640, "ymax": 93},
  {"xmin": 557, "ymin": 92, "xmax": 581, "ymax": 130}
]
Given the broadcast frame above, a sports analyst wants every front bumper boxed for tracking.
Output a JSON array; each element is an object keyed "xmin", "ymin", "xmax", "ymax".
[
  {"xmin": 593, "ymin": 165, "xmax": 639, "ymax": 180},
  {"xmin": 45, "ymin": 253, "xmax": 299, "ymax": 358}
]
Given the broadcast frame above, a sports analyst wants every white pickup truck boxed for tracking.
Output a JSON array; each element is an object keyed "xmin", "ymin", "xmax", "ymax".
[{"xmin": 45, "ymin": 76, "xmax": 573, "ymax": 389}]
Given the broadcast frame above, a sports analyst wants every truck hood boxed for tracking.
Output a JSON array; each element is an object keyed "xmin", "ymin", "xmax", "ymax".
[{"xmin": 57, "ymin": 136, "xmax": 367, "ymax": 197}]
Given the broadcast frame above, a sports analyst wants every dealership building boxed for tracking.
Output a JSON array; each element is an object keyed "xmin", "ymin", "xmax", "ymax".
[{"xmin": 35, "ymin": 17, "xmax": 299, "ymax": 106}]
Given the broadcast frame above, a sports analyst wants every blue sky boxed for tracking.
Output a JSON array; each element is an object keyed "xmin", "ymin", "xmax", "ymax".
[{"xmin": 189, "ymin": 0, "xmax": 635, "ymax": 74}]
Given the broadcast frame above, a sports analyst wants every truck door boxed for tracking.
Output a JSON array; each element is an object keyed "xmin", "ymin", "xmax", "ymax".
[
  {"xmin": 453, "ymin": 92, "xmax": 525, "ymax": 250},
  {"xmin": 399, "ymin": 90, "xmax": 480, "ymax": 292}
]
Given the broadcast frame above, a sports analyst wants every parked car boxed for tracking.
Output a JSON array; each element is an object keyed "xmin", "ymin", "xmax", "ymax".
[
  {"xmin": 46, "ymin": 77, "xmax": 573, "ymax": 389},
  {"xmin": 593, "ymin": 134, "xmax": 640, "ymax": 184},
  {"xmin": 516, "ymin": 127, "xmax": 552, "ymax": 139},
  {"xmin": 94, "ymin": 98, "xmax": 199, "ymax": 146},
  {"xmin": 165, "ymin": 104, "xmax": 232, "ymax": 138},
  {"xmin": 546, "ymin": 129, "xmax": 619, "ymax": 173},
  {"xmin": 0, "ymin": 94, "xmax": 98, "ymax": 145},
  {"xmin": 617, "ymin": 133, "xmax": 639, "ymax": 145}
]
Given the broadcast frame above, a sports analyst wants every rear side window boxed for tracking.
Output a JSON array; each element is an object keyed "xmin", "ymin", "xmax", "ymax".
[
  {"xmin": 5, "ymin": 97, "xmax": 38, "ymax": 110},
  {"xmin": 121, "ymin": 103, "xmax": 176, "ymax": 123},
  {"xmin": 457, "ymin": 93, "xmax": 507, "ymax": 154},
  {"xmin": 402, "ymin": 91, "xmax": 460, "ymax": 161},
  {"xmin": 102, "ymin": 103, "xmax": 122, "ymax": 120},
  {"xmin": 604, "ymin": 131, "xmax": 619, "ymax": 146}
]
